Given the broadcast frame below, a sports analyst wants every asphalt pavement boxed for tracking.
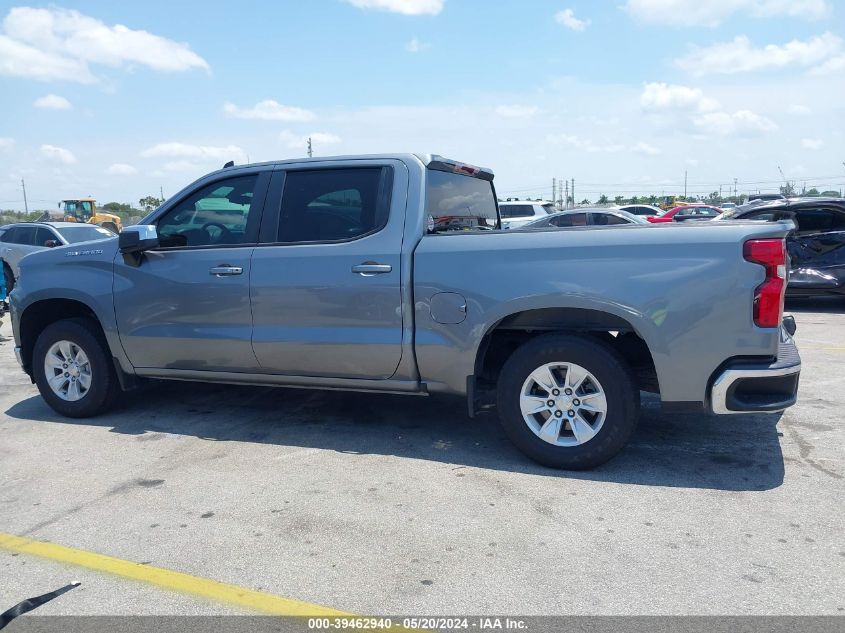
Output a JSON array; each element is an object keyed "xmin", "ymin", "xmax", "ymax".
[{"xmin": 0, "ymin": 298, "xmax": 842, "ymax": 616}]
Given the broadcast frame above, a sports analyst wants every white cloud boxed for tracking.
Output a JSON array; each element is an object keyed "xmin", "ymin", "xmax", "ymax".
[
  {"xmin": 801, "ymin": 138, "xmax": 824, "ymax": 150},
  {"xmin": 105, "ymin": 163, "xmax": 137, "ymax": 175},
  {"xmin": 632, "ymin": 142, "xmax": 662, "ymax": 155},
  {"xmin": 623, "ymin": 0, "xmax": 830, "ymax": 27},
  {"xmin": 692, "ymin": 110, "xmax": 778, "ymax": 136},
  {"xmin": 0, "ymin": 6, "xmax": 208, "ymax": 83},
  {"xmin": 405, "ymin": 37, "xmax": 430, "ymax": 53},
  {"xmin": 640, "ymin": 82, "xmax": 720, "ymax": 111},
  {"xmin": 141, "ymin": 142, "xmax": 247, "ymax": 163},
  {"xmin": 788, "ymin": 104, "xmax": 811, "ymax": 115},
  {"xmin": 547, "ymin": 134, "xmax": 658, "ymax": 155},
  {"xmin": 343, "ymin": 0, "xmax": 444, "ymax": 15},
  {"xmin": 0, "ymin": 35, "xmax": 94, "ymax": 82},
  {"xmin": 34, "ymin": 94, "xmax": 71, "ymax": 109},
  {"xmin": 41, "ymin": 144, "xmax": 77, "ymax": 164},
  {"xmin": 675, "ymin": 33, "xmax": 843, "ymax": 76},
  {"xmin": 554, "ymin": 8, "xmax": 591, "ymax": 31},
  {"xmin": 223, "ymin": 100, "xmax": 316, "ymax": 122},
  {"xmin": 0, "ymin": 137, "xmax": 14, "ymax": 150},
  {"xmin": 163, "ymin": 161, "xmax": 201, "ymax": 173},
  {"xmin": 279, "ymin": 130, "xmax": 342, "ymax": 150},
  {"xmin": 809, "ymin": 53, "xmax": 845, "ymax": 75},
  {"xmin": 495, "ymin": 105, "xmax": 540, "ymax": 118}
]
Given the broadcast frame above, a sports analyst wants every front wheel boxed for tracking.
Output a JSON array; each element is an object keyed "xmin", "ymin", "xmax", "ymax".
[
  {"xmin": 497, "ymin": 333, "xmax": 639, "ymax": 470},
  {"xmin": 33, "ymin": 318, "xmax": 120, "ymax": 418}
]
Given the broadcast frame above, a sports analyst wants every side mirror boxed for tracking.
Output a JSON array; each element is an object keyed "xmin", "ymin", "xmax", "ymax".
[
  {"xmin": 119, "ymin": 225, "xmax": 159, "ymax": 254},
  {"xmin": 119, "ymin": 225, "xmax": 158, "ymax": 267},
  {"xmin": 44, "ymin": 240, "xmax": 58, "ymax": 248}
]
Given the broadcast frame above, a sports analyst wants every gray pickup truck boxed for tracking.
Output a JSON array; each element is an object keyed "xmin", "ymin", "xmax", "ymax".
[{"xmin": 9, "ymin": 154, "xmax": 801, "ymax": 469}]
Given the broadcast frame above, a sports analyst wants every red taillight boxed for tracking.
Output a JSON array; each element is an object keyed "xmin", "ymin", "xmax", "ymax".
[{"xmin": 743, "ymin": 238, "xmax": 786, "ymax": 328}]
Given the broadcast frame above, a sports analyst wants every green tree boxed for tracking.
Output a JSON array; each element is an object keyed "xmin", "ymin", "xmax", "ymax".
[
  {"xmin": 821, "ymin": 190, "xmax": 840, "ymax": 197},
  {"xmin": 804, "ymin": 188, "xmax": 820, "ymax": 197},
  {"xmin": 613, "ymin": 195, "xmax": 624, "ymax": 205},
  {"xmin": 102, "ymin": 202, "xmax": 133, "ymax": 213},
  {"xmin": 139, "ymin": 196, "xmax": 164, "ymax": 212},
  {"xmin": 581, "ymin": 198, "xmax": 591, "ymax": 205},
  {"xmin": 598, "ymin": 194, "xmax": 608, "ymax": 205}
]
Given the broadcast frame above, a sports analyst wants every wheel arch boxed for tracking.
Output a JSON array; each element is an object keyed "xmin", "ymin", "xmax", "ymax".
[
  {"xmin": 19, "ymin": 298, "xmax": 107, "ymax": 376},
  {"xmin": 471, "ymin": 306, "xmax": 660, "ymax": 410}
]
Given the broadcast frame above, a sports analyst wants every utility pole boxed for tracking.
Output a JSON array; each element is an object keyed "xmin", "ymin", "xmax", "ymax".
[
  {"xmin": 160, "ymin": 185, "xmax": 165, "ymax": 202},
  {"xmin": 684, "ymin": 170, "xmax": 687, "ymax": 199},
  {"xmin": 552, "ymin": 178, "xmax": 556, "ymax": 206},
  {"xmin": 21, "ymin": 178, "xmax": 28, "ymax": 213},
  {"xmin": 564, "ymin": 179, "xmax": 569, "ymax": 210},
  {"xmin": 718, "ymin": 185, "xmax": 722, "ymax": 202},
  {"xmin": 734, "ymin": 178, "xmax": 738, "ymax": 200},
  {"xmin": 307, "ymin": 137, "xmax": 313, "ymax": 158}
]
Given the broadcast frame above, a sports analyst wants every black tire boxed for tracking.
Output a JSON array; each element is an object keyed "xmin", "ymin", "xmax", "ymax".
[
  {"xmin": 33, "ymin": 318, "xmax": 120, "ymax": 418},
  {"xmin": 3, "ymin": 263, "xmax": 14, "ymax": 294},
  {"xmin": 496, "ymin": 333, "xmax": 639, "ymax": 470}
]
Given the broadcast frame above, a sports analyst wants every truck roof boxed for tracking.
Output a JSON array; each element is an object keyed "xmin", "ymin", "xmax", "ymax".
[{"xmin": 208, "ymin": 153, "xmax": 495, "ymax": 180}]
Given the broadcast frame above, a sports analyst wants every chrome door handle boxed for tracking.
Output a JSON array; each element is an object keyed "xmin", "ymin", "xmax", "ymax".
[
  {"xmin": 209, "ymin": 265, "xmax": 243, "ymax": 276},
  {"xmin": 351, "ymin": 263, "xmax": 392, "ymax": 275}
]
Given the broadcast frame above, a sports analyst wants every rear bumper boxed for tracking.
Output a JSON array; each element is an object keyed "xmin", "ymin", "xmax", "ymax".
[{"xmin": 710, "ymin": 328, "xmax": 801, "ymax": 415}]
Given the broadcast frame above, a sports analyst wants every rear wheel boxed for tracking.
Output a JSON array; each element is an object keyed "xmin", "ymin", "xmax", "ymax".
[
  {"xmin": 497, "ymin": 333, "xmax": 639, "ymax": 469},
  {"xmin": 33, "ymin": 318, "xmax": 120, "ymax": 418}
]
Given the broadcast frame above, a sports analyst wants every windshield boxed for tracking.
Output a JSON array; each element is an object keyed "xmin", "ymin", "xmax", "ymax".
[
  {"xmin": 426, "ymin": 170, "xmax": 499, "ymax": 233},
  {"xmin": 56, "ymin": 225, "xmax": 115, "ymax": 243}
]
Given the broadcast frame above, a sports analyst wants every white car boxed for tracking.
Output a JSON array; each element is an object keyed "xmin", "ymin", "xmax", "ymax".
[
  {"xmin": 0, "ymin": 222, "xmax": 114, "ymax": 292},
  {"xmin": 499, "ymin": 200, "xmax": 556, "ymax": 229},
  {"xmin": 615, "ymin": 204, "xmax": 663, "ymax": 218}
]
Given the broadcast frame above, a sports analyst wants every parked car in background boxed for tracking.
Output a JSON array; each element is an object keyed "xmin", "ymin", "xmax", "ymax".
[
  {"xmin": 499, "ymin": 200, "xmax": 555, "ymax": 229},
  {"xmin": 524, "ymin": 208, "xmax": 649, "ymax": 229},
  {"xmin": 647, "ymin": 204, "xmax": 722, "ymax": 223},
  {"xmin": 0, "ymin": 222, "xmax": 114, "ymax": 291},
  {"xmin": 616, "ymin": 204, "xmax": 663, "ymax": 217},
  {"xmin": 748, "ymin": 193, "xmax": 786, "ymax": 203},
  {"xmin": 717, "ymin": 198, "xmax": 845, "ymax": 297}
]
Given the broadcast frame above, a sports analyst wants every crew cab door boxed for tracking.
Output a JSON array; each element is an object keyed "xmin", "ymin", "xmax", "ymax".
[
  {"xmin": 113, "ymin": 170, "xmax": 270, "ymax": 371},
  {"xmin": 249, "ymin": 161, "xmax": 406, "ymax": 378}
]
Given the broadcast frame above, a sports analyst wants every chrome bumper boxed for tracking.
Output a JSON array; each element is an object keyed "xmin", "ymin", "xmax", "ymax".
[{"xmin": 710, "ymin": 327, "xmax": 801, "ymax": 415}]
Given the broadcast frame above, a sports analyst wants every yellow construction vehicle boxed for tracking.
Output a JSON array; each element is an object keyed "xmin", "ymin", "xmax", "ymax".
[
  {"xmin": 658, "ymin": 196, "xmax": 692, "ymax": 211},
  {"xmin": 60, "ymin": 198, "xmax": 122, "ymax": 234}
]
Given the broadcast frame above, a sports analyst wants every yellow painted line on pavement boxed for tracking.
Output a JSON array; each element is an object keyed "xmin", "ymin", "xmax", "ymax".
[{"xmin": 0, "ymin": 532, "xmax": 351, "ymax": 616}]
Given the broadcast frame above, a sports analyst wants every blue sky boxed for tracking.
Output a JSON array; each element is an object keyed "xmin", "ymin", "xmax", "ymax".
[{"xmin": 1, "ymin": 0, "xmax": 844, "ymax": 209}]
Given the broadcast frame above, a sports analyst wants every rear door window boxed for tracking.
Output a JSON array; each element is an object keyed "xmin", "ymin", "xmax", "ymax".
[
  {"xmin": 591, "ymin": 213, "xmax": 628, "ymax": 225},
  {"xmin": 276, "ymin": 168, "xmax": 392, "ymax": 243},
  {"xmin": 550, "ymin": 213, "xmax": 588, "ymax": 227},
  {"xmin": 0, "ymin": 227, "xmax": 22, "ymax": 243},
  {"xmin": 499, "ymin": 205, "xmax": 532, "ymax": 219},
  {"xmin": 5, "ymin": 226, "xmax": 37, "ymax": 245}
]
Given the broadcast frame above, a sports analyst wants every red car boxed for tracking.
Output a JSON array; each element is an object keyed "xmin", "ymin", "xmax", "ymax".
[{"xmin": 647, "ymin": 204, "xmax": 722, "ymax": 223}]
